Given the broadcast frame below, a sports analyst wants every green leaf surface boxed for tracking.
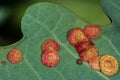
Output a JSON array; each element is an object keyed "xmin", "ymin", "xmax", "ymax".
[{"xmin": 0, "ymin": 0, "xmax": 120, "ymax": 80}]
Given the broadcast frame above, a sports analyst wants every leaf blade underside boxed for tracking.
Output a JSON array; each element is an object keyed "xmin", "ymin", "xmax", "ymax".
[{"xmin": 0, "ymin": 1, "xmax": 120, "ymax": 80}]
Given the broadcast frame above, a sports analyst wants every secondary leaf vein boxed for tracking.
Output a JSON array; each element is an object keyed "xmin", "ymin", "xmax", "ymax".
[
  {"xmin": 24, "ymin": 57, "xmax": 42, "ymax": 80},
  {"xmin": 101, "ymin": 35, "xmax": 120, "ymax": 57},
  {"xmin": 53, "ymin": 13, "xmax": 64, "ymax": 33}
]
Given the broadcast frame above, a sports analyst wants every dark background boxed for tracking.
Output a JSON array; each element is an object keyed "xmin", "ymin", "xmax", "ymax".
[{"xmin": 0, "ymin": 0, "xmax": 110, "ymax": 46}]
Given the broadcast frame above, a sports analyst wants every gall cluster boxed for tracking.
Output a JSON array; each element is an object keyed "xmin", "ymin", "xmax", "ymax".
[{"xmin": 68, "ymin": 25, "xmax": 119, "ymax": 76}]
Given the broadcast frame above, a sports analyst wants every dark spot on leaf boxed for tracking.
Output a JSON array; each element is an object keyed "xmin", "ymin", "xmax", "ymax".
[
  {"xmin": 2, "ymin": 60, "xmax": 6, "ymax": 65},
  {"xmin": 76, "ymin": 58, "xmax": 83, "ymax": 65}
]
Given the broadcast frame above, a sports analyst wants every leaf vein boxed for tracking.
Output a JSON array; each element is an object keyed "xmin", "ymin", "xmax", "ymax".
[
  {"xmin": 54, "ymin": 68, "xmax": 68, "ymax": 80},
  {"xmin": 53, "ymin": 13, "xmax": 64, "ymax": 33},
  {"xmin": 109, "ymin": 0, "xmax": 120, "ymax": 10},
  {"xmin": 24, "ymin": 57, "xmax": 42, "ymax": 80},
  {"xmin": 5, "ymin": 65, "xmax": 13, "ymax": 80},
  {"xmin": 101, "ymin": 35, "xmax": 120, "ymax": 57},
  {"xmin": 27, "ymin": 14, "xmax": 54, "ymax": 36}
]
